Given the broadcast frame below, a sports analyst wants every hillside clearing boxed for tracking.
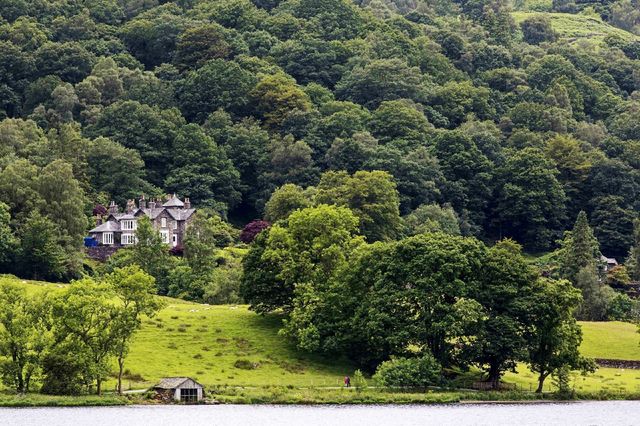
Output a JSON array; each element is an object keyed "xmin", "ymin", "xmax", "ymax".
[{"xmin": 512, "ymin": 12, "xmax": 639, "ymax": 43}]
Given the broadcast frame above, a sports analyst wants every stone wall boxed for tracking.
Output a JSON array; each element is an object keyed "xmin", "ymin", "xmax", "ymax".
[{"xmin": 85, "ymin": 246, "xmax": 120, "ymax": 261}]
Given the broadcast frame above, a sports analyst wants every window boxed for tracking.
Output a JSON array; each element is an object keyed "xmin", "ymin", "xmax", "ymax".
[
  {"xmin": 102, "ymin": 232, "xmax": 113, "ymax": 245},
  {"xmin": 122, "ymin": 220, "xmax": 137, "ymax": 231},
  {"xmin": 161, "ymin": 218, "xmax": 167, "ymax": 228},
  {"xmin": 173, "ymin": 221, "xmax": 177, "ymax": 230},
  {"xmin": 160, "ymin": 230, "xmax": 169, "ymax": 244},
  {"xmin": 172, "ymin": 234, "xmax": 178, "ymax": 247},
  {"xmin": 122, "ymin": 234, "xmax": 136, "ymax": 245},
  {"xmin": 180, "ymin": 388, "xmax": 198, "ymax": 402}
]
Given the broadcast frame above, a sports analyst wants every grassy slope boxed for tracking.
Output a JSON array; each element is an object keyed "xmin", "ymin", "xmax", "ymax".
[
  {"xmin": 0, "ymin": 278, "xmax": 353, "ymax": 392},
  {"xmin": 580, "ymin": 321, "xmax": 640, "ymax": 361},
  {"xmin": 3, "ymin": 278, "xmax": 640, "ymax": 396},
  {"xmin": 115, "ymin": 301, "xmax": 352, "ymax": 391},
  {"xmin": 512, "ymin": 11, "xmax": 639, "ymax": 43}
]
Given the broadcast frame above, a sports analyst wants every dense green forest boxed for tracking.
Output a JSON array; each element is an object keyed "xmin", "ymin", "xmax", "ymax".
[{"xmin": 2, "ymin": 0, "xmax": 640, "ymax": 395}]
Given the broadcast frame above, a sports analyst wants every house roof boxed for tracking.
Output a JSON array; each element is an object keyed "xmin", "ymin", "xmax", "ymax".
[
  {"xmin": 601, "ymin": 255, "xmax": 618, "ymax": 265},
  {"xmin": 154, "ymin": 377, "xmax": 202, "ymax": 389},
  {"xmin": 138, "ymin": 208, "xmax": 165, "ymax": 219},
  {"xmin": 163, "ymin": 195, "xmax": 184, "ymax": 208},
  {"xmin": 167, "ymin": 208, "xmax": 196, "ymax": 221},
  {"xmin": 88, "ymin": 221, "xmax": 120, "ymax": 233}
]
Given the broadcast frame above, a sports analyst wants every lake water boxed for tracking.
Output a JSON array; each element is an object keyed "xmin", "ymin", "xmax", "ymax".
[{"xmin": 2, "ymin": 401, "xmax": 639, "ymax": 426}]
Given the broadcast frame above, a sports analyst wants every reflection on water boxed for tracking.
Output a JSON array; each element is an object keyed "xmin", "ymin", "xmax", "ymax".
[{"xmin": 1, "ymin": 401, "xmax": 639, "ymax": 426}]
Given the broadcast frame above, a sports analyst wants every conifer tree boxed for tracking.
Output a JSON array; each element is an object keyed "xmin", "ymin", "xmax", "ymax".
[
  {"xmin": 626, "ymin": 218, "xmax": 640, "ymax": 281},
  {"xmin": 562, "ymin": 211, "xmax": 601, "ymax": 282}
]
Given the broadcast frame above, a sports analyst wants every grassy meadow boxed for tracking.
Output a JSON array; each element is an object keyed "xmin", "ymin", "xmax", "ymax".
[
  {"xmin": 512, "ymin": 11, "xmax": 640, "ymax": 43},
  {"xmin": 579, "ymin": 321, "xmax": 640, "ymax": 361},
  {"xmin": 2, "ymin": 277, "xmax": 640, "ymax": 403},
  {"xmin": 109, "ymin": 300, "xmax": 353, "ymax": 392}
]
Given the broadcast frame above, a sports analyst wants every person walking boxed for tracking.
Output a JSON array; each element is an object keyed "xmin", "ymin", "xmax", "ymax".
[{"xmin": 344, "ymin": 376, "xmax": 351, "ymax": 388}]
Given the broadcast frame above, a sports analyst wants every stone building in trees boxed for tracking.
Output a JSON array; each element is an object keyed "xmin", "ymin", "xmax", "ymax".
[{"xmin": 88, "ymin": 195, "xmax": 195, "ymax": 253}]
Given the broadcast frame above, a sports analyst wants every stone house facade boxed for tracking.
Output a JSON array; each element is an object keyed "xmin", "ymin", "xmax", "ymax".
[{"xmin": 88, "ymin": 195, "xmax": 195, "ymax": 250}]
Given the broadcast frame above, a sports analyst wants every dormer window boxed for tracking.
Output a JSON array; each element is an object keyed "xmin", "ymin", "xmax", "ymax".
[{"xmin": 122, "ymin": 220, "xmax": 136, "ymax": 231}]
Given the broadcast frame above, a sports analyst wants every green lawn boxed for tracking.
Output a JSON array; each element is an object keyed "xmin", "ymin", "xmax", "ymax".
[
  {"xmin": 504, "ymin": 365, "xmax": 640, "ymax": 393},
  {"xmin": 579, "ymin": 321, "xmax": 640, "ymax": 361},
  {"xmin": 512, "ymin": 11, "xmax": 639, "ymax": 43}
]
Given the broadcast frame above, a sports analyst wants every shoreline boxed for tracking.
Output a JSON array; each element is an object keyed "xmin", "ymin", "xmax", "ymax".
[{"xmin": 2, "ymin": 389, "xmax": 639, "ymax": 408}]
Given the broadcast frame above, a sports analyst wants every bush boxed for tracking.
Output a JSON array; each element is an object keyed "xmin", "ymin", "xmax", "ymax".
[
  {"xmin": 203, "ymin": 265, "xmax": 243, "ymax": 304},
  {"xmin": 521, "ymin": 16, "xmax": 557, "ymax": 45},
  {"xmin": 373, "ymin": 353, "xmax": 442, "ymax": 389},
  {"xmin": 239, "ymin": 220, "xmax": 270, "ymax": 244},
  {"xmin": 40, "ymin": 350, "xmax": 87, "ymax": 395},
  {"xmin": 352, "ymin": 369, "xmax": 366, "ymax": 391},
  {"xmin": 607, "ymin": 292, "xmax": 640, "ymax": 321},
  {"xmin": 234, "ymin": 359, "xmax": 259, "ymax": 370}
]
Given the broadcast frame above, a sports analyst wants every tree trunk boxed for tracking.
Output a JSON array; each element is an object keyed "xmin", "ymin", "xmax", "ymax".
[
  {"xmin": 488, "ymin": 364, "xmax": 501, "ymax": 390},
  {"xmin": 536, "ymin": 372, "xmax": 548, "ymax": 393},
  {"xmin": 117, "ymin": 356, "xmax": 125, "ymax": 395},
  {"xmin": 97, "ymin": 378, "xmax": 102, "ymax": 396},
  {"xmin": 25, "ymin": 370, "xmax": 32, "ymax": 393},
  {"xmin": 12, "ymin": 353, "xmax": 24, "ymax": 393}
]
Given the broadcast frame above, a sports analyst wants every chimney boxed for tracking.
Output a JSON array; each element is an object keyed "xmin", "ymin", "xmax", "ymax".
[
  {"xmin": 139, "ymin": 194, "xmax": 146, "ymax": 209},
  {"xmin": 184, "ymin": 197, "xmax": 191, "ymax": 209},
  {"xmin": 148, "ymin": 199, "xmax": 156, "ymax": 210},
  {"xmin": 126, "ymin": 199, "xmax": 134, "ymax": 213},
  {"xmin": 96, "ymin": 215, "xmax": 103, "ymax": 226},
  {"xmin": 108, "ymin": 201, "xmax": 117, "ymax": 214}
]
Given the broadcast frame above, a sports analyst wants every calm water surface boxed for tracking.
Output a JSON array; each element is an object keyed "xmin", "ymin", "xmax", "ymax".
[{"xmin": 2, "ymin": 401, "xmax": 639, "ymax": 426}]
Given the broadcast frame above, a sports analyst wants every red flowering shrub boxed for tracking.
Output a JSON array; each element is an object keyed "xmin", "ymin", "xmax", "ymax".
[{"xmin": 240, "ymin": 220, "xmax": 271, "ymax": 243}]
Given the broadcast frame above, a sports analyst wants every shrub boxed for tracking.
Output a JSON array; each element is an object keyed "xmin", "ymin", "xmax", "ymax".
[
  {"xmin": 40, "ymin": 350, "xmax": 87, "ymax": 395},
  {"xmin": 521, "ymin": 16, "xmax": 557, "ymax": 45},
  {"xmin": 353, "ymin": 369, "xmax": 366, "ymax": 391},
  {"xmin": 373, "ymin": 353, "xmax": 441, "ymax": 388},
  {"xmin": 607, "ymin": 292, "xmax": 640, "ymax": 321},
  {"xmin": 234, "ymin": 359, "xmax": 259, "ymax": 370},
  {"xmin": 239, "ymin": 220, "xmax": 270, "ymax": 243}
]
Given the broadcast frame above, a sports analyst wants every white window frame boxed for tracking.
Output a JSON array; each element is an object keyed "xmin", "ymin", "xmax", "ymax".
[
  {"xmin": 102, "ymin": 232, "xmax": 113, "ymax": 245},
  {"xmin": 161, "ymin": 218, "xmax": 167, "ymax": 228},
  {"xmin": 173, "ymin": 220, "xmax": 177, "ymax": 230},
  {"xmin": 121, "ymin": 233, "xmax": 136, "ymax": 245},
  {"xmin": 172, "ymin": 234, "xmax": 178, "ymax": 247},
  {"xmin": 121, "ymin": 220, "xmax": 137, "ymax": 231},
  {"xmin": 160, "ymin": 230, "xmax": 170, "ymax": 244}
]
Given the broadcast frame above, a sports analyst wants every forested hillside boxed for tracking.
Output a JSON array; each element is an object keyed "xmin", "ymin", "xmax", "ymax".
[
  {"xmin": 0, "ymin": 0, "xmax": 639, "ymax": 274},
  {"xmin": 3, "ymin": 0, "xmax": 640, "ymax": 398}
]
